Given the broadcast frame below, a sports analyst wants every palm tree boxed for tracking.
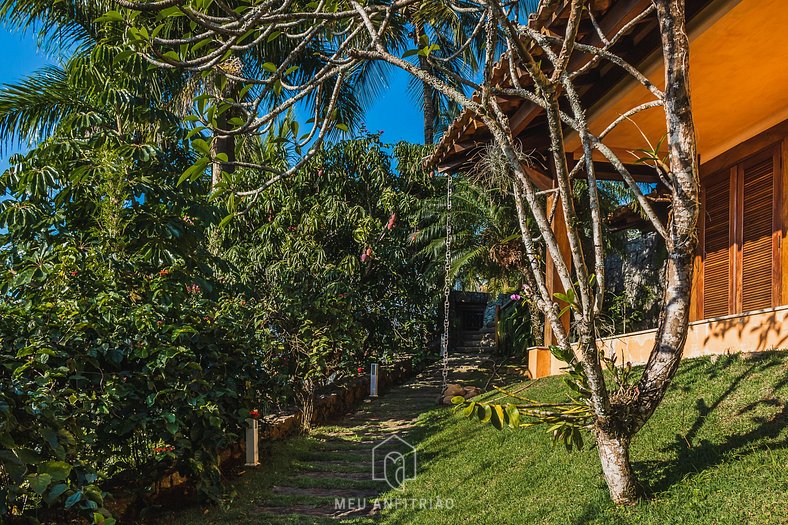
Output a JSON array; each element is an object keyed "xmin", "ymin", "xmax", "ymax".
[
  {"xmin": 410, "ymin": 175, "xmax": 523, "ymax": 291},
  {"xmin": 400, "ymin": 1, "xmax": 542, "ymax": 144},
  {"xmin": 0, "ymin": 0, "xmax": 384, "ymax": 189}
]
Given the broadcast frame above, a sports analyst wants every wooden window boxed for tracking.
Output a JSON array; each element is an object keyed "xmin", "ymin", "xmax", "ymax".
[
  {"xmin": 701, "ymin": 145, "xmax": 782, "ymax": 318},
  {"xmin": 739, "ymin": 152, "xmax": 778, "ymax": 312},
  {"xmin": 702, "ymin": 174, "xmax": 732, "ymax": 317}
]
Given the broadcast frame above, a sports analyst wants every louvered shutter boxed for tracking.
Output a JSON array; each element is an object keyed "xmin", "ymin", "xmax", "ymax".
[
  {"xmin": 740, "ymin": 153, "xmax": 775, "ymax": 312},
  {"xmin": 703, "ymin": 174, "xmax": 731, "ymax": 318}
]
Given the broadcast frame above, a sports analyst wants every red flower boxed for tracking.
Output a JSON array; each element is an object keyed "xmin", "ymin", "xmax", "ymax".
[
  {"xmin": 186, "ymin": 283, "xmax": 201, "ymax": 295},
  {"xmin": 357, "ymin": 367, "xmax": 364, "ymax": 374},
  {"xmin": 69, "ymin": 270, "xmax": 78, "ymax": 277},
  {"xmin": 249, "ymin": 409, "xmax": 260, "ymax": 419},
  {"xmin": 386, "ymin": 213, "xmax": 397, "ymax": 230}
]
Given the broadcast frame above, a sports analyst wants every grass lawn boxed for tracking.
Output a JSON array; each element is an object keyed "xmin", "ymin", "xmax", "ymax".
[{"xmin": 164, "ymin": 351, "xmax": 787, "ymax": 524}]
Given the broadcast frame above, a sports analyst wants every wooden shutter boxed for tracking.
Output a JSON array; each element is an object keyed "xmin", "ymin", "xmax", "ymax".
[
  {"xmin": 703, "ymin": 174, "xmax": 731, "ymax": 318},
  {"xmin": 740, "ymin": 151, "xmax": 777, "ymax": 312}
]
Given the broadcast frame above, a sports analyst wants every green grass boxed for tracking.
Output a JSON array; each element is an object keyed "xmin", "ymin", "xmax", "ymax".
[{"xmin": 162, "ymin": 351, "xmax": 787, "ymax": 525}]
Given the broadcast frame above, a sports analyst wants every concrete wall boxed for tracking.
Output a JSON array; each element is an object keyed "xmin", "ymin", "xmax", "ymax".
[{"xmin": 528, "ymin": 305, "xmax": 788, "ymax": 378}]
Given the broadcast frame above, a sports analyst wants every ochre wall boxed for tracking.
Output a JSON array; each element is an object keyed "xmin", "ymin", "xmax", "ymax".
[
  {"xmin": 529, "ymin": 306, "xmax": 788, "ymax": 378},
  {"xmin": 565, "ymin": 0, "xmax": 788, "ymax": 164}
]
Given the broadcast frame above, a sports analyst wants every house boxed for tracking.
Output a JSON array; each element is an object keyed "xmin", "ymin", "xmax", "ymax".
[{"xmin": 429, "ymin": 0, "xmax": 788, "ymax": 377}]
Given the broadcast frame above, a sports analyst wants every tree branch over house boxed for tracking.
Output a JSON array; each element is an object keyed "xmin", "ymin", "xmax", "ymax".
[{"xmin": 101, "ymin": 0, "xmax": 700, "ymax": 505}]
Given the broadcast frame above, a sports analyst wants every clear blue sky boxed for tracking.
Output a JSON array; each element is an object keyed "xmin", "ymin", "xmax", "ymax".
[
  {"xmin": 0, "ymin": 26, "xmax": 424, "ymax": 173},
  {"xmin": 0, "ymin": 27, "xmax": 54, "ymax": 172}
]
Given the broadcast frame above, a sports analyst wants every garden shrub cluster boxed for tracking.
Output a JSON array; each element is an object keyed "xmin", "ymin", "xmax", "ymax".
[{"xmin": 0, "ymin": 44, "xmax": 438, "ymax": 522}]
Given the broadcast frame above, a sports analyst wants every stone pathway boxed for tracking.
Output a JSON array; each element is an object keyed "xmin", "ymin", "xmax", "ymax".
[{"xmin": 251, "ymin": 355, "xmax": 499, "ymax": 523}]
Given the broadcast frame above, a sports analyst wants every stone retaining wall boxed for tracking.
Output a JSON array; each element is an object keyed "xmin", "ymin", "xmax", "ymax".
[{"xmin": 260, "ymin": 355, "xmax": 417, "ymax": 441}]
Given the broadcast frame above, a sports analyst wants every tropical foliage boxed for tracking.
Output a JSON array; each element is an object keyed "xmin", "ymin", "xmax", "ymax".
[{"xmin": 0, "ymin": 35, "xmax": 437, "ymax": 521}]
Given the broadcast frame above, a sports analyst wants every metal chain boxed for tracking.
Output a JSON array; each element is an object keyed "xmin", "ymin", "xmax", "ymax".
[{"xmin": 440, "ymin": 173, "xmax": 452, "ymax": 393}]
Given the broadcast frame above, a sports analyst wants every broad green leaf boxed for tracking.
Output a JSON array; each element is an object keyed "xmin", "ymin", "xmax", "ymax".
[
  {"xmin": 45, "ymin": 483, "xmax": 69, "ymax": 505},
  {"xmin": 479, "ymin": 404, "xmax": 492, "ymax": 423},
  {"xmin": 491, "ymin": 405, "xmax": 505, "ymax": 430},
  {"xmin": 505, "ymin": 404, "xmax": 520, "ymax": 429},
  {"xmin": 95, "ymin": 10, "xmax": 123, "ymax": 23},
  {"xmin": 192, "ymin": 138, "xmax": 211, "ymax": 155},
  {"xmin": 65, "ymin": 490, "xmax": 83, "ymax": 509},
  {"xmin": 28, "ymin": 473, "xmax": 52, "ymax": 494},
  {"xmin": 38, "ymin": 460, "xmax": 72, "ymax": 482}
]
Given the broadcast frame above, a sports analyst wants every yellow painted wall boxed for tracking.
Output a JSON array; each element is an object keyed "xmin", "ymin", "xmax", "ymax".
[
  {"xmin": 530, "ymin": 306, "xmax": 788, "ymax": 378},
  {"xmin": 565, "ymin": 0, "xmax": 788, "ymax": 164}
]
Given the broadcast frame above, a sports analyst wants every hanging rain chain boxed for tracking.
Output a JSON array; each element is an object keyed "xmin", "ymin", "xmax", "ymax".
[{"xmin": 440, "ymin": 173, "xmax": 452, "ymax": 393}]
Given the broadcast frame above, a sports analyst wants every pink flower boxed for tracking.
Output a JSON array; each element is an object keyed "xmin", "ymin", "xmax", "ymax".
[
  {"xmin": 182, "ymin": 215, "xmax": 195, "ymax": 226},
  {"xmin": 360, "ymin": 253, "xmax": 368, "ymax": 262},
  {"xmin": 510, "ymin": 294, "xmax": 521, "ymax": 301},
  {"xmin": 386, "ymin": 213, "xmax": 397, "ymax": 230},
  {"xmin": 186, "ymin": 283, "xmax": 201, "ymax": 295}
]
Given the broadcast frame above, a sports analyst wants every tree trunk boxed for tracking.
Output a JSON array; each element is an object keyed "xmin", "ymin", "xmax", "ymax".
[
  {"xmin": 596, "ymin": 427, "xmax": 640, "ymax": 505},
  {"xmin": 211, "ymin": 74, "xmax": 240, "ymax": 189},
  {"xmin": 414, "ymin": 22, "xmax": 435, "ymax": 145},
  {"xmin": 421, "ymin": 75, "xmax": 435, "ymax": 145},
  {"xmin": 211, "ymin": 111, "xmax": 235, "ymax": 189},
  {"xmin": 634, "ymin": 0, "xmax": 699, "ymax": 429}
]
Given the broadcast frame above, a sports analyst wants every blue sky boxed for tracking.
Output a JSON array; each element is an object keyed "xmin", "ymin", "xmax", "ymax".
[
  {"xmin": 0, "ymin": 28, "xmax": 54, "ymax": 172},
  {"xmin": 0, "ymin": 26, "xmax": 424, "ymax": 174}
]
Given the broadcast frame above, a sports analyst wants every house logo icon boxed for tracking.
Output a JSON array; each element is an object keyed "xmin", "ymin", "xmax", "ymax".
[{"xmin": 371, "ymin": 434, "xmax": 417, "ymax": 489}]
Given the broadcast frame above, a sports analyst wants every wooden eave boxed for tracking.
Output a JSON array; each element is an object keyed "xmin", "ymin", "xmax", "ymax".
[{"xmin": 429, "ymin": 0, "xmax": 716, "ymax": 180}]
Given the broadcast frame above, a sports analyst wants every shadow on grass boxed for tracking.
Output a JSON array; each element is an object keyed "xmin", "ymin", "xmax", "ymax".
[{"xmin": 635, "ymin": 353, "xmax": 786, "ymax": 496}]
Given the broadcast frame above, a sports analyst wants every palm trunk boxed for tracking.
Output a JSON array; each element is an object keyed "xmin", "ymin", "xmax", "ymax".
[
  {"xmin": 211, "ymin": 112, "xmax": 235, "ymax": 189},
  {"xmin": 421, "ymin": 74, "xmax": 435, "ymax": 145},
  {"xmin": 211, "ymin": 75, "xmax": 240, "ymax": 189},
  {"xmin": 414, "ymin": 22, "xmax": 435, "ymax": 145}
]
